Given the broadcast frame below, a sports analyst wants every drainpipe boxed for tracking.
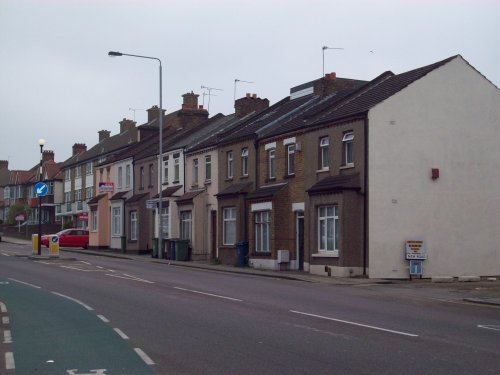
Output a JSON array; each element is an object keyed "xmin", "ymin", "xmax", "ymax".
[{"xmin": 363, "ymin": 116, "xmax": 369, "ymax": 276}]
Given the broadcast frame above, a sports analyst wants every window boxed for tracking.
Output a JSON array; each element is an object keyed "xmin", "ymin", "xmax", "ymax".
[
  {"xmin": 75, "ymin": 166, "xmax": 81, "ymax": 178},
  {"xmin": 205, "ymin": 155, "xmax": 212, "ymax": 181},
  {"xmin": 86, "ymin": 161, "xmax": 93, "ymax": 175},
  {"xmin": 91, "ymin": 210, "xmax": 97, "ymax": 232},
  {"xmin": 241, "ymin": 148, "xmax": 249, "ymax": 176},
  {"xmin": 255, "ymin": 211, "xmax": 270, "ymax": 252},
  {"xmin": 193, "ymin": 158, "xmax": 199, "ymax": 185},
  {"xmin": 65, "ymin": 192, "xmax": 71, "ymax": 212},
  {"xmin": 130, "ymin": 211, "xmax": 137, "ymax": 240},
  {"xmin": 140, "ymin": 166, "xmax": 145, "ymax": 189},
  {"xmin": 268, "ymin": 148, "xmax": 276, "ymax": 179},
  {"xmin": 318, "ymin": 205, "xmax": 339, "ymax": 253},
  {"xmin": 47, "ymin": 181, "xmax": 54, "ymax": 195},
  {"xmin": 99, "ymin": 169, "xmax": 103, "ymax": 183},
  {"xmin": 161, "ymin": 207, "xmax": 169, "ymax": 238},
  {"xmin": 125, "ymin": 165, "xmax": 131, "ymax": 188},
  {"xmin": 319, "ymin": 137, "xmax": 329, "ymax": 169},
  {"xmin": 86, "ymin": 187, "xmax": 93, "ymax": 200},
  {"xmin": 117, "ymin": 167, "xmax": 123, "ymax": 188},
  {"xmin": 342, "ymin": 132, "xmax": 354, "ymax": 165},
  {"xmin": 287, "ymin": 144, "xmax": 295, "ymax": 175},
  {"xmin": 106, "ymin": 167, "xmax": 110, "ymax": 182},
  {"xmin": 180, "ymin": 211, "xmax": 192, "ymax": 241},
  {"xmin": 173, "ymin": 154, "xmax": 180, "ymax": 183},
  {"xmin": 163, "ymin": 156, "xmax": 169, "ymax": 185},
  {"xmin": 112, "ymin": 207, "xmax": 121, "ymax": 236},
  {"xmin": 227, "ymin": 151, "xmax": 233, "ymax": 179},
  {"xmin": 148, "ymin": 164, "xmax": 154, "ymax": 187},
  {"xmin": 223, "ymin": 207, "xmax": 236, "ymax": 245},
  {"xmin": 64, "ymin": 169, "xmax": 71, "ymax": 181},
  {"xmin": 75, "ymin": 189, "xmax": 82, "ymax": 201}
]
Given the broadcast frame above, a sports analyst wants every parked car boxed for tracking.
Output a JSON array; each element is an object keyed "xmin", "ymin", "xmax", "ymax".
[{"xmin": 41, "ymin": 229, "xmax": 89, "ymax": 249}]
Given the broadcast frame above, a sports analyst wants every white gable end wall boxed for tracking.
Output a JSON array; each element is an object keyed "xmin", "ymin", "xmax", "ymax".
[{"xmin": 368, "ymin": 57, "xmax": 500, "ymax": 279}]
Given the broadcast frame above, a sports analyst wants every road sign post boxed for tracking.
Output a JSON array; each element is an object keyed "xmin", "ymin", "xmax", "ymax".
[
  {"xmin": 49, "ymin": 235, "xmax": 60, "ymax": 258},
  {"xmin": 35, "ymin": 181, "xmax": 48, "ymax": 256}
]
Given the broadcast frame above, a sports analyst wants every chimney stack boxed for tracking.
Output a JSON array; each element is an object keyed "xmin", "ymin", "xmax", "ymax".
[
  {"xmin": 313, "ymin": 72, "xmax": 365, "ymax": 97},
  {"xmin": 182, "ymin": 91, "xmax": 199, "ymax": 110},
  {"xmin": 119, "ymin": 118, "xmax": 136, "ymax": 133},
  {"xmin": 42, "ymin": 150, "xmax": 54, "ymax": 162},
  {"xmin": 0, "ymin": 160, "xmax": 8, "ymax": 170},
  {"xmin": 147, "ymin": 105, "xmax": 166, "ymax": 122},
  {"xmin": 98, "ymin": 130, "xmax": 111, "ymax": 142},
  {"xmin": 235, "ymin": 93, "xmax": 270, "ymax": 118},
  {"xmin": 72, "ymin": 143, "xmax": 87, "ymax": 156}
]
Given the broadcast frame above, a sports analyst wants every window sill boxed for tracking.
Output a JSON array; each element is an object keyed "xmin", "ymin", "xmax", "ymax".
[
  {"xmin": 128, "ymin": 239, "xmax": 138, "ymax": 244},
  {"xmin": 265, "ymin": 177, "xmax": 276, "ymax": 183},
  {"xmin": 250, "ymin": 252, "xmax": 272, "ymax": 257},
  {"xmin": 312, "ymin": 251, "xmax": 339, "ymax": 258},
  {"xmin": 316, "ymin": 168, "xmax": 329, "ymax": 174},
  {"xmin": 340, "ymin": 164, "xmax": 354, "ymax": 170},
  {"xmin": 148, "ymin": 185, "xmax": 154, "ymax": 189},
  {"xmin": 283, "ymin": 173, "xmax": 295, "ymax": 179},
  {"xmin": 191, "ymin": 184, "xmax": 199, "ymax": 189},
  {"xmin": 225, "ymin": 177, "xmax": 234, "ymax": 182},
  {"xmin": 240, "ymin": 175, "xmax": 249, "ymax": 180},
  {"xmin": 204, "ymin": 179, "xmax": 212, "ymax": 185}
]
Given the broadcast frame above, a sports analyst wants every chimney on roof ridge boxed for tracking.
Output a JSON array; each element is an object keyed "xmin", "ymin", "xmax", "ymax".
[
  {"xmin": 235, "ymin": 93, "xmax": 269, "ymax": 118},
  {"xmin": 313, "ymin": 72, "xmax": 363, "ymax": 97},
  {"xmin": 182, "ymin": 91, "xmax": 199, "ymax": 110},
  {"xmin": 147, "ymin": 105, "xmax": 166, "ymax": 122},
  {"xmin": 42, "ymin": 150, "xmax": 54, "ymax": 162},
  {"xmin": 98, "ymin": 130, "xmax": 111, "ymax": 142},
  {"xmin": 72, "ymin": 143, "xmax": 87, "ymax": 156},
  {"xmin": 0, "ymin": 160, "xmax": 8, "ymax": 170},
  {"xmin": 119, "ymin": 118, "xmax": 136, "ymax": 133}
]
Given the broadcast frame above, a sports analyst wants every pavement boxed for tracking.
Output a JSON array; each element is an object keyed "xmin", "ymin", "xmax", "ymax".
[{"xmin": 2, "ymin": 235, "xmax": 500, "ymax": 306}]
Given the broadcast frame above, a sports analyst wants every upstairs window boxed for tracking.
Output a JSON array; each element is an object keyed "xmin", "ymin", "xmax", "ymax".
[
  {"xmin": 117, "ymin": 167, "xmax": 123, "ymax": 188},
  {"xmin": 140, "ymin": 166, "xmax": 145, "ymax": 189},
  {"xmin": 342, "ymin": 132, "xmax": 354, "ymax": 165},
  {"xmin": 75, "ymin": 166, "xmax": 82, "ymax": 178},
  {"xmin": 193, "ymin": 158, "xmax": 199, "ymax": 185},
  {"xmin": 86, "ymin": 162, "xmax": 93, "ymax": 175},
  {"xmin": 227, "ymin": 151, "xmax": 233, "ymax": 179},
  {"xmin": 126, "ymin": 164, "xmax": 131, "ymax": 188},
  {"xmin": 287, "ymin": 144, "xmax": 295, "ymax": 175},
  {"xmin": 148, "ymin": 164, "xmax": 154, "ymax": 187},
  {"xmin": 173, "ymin": 154, "xmax": 180, "ymax": 183},
  {"xmin": 64, "ymin": 169, "xmax": 71, "ymax": 181},
  {"xmin": 241, "ymin": 148, "xmax": 249, "ymax": 176},
  {"xmin": 205, "ymin": 155, "xmax": 212, "ymax": 181},
  {"xmin": 163, "ymin": 156, "xmax": 169, "ymax": 185},
  {"xmin": 268, "ymin": 148, "xmax": 276, "ymax": 179},
  {"xmin": 319, "ymin": 137, "xmax": 329, "ymax": 169}
]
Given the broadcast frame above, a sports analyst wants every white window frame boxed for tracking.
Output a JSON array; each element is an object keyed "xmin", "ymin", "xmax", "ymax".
[
  {"xmin": 163, "ymin": 156, "xmax": 169, "ymax": 185},
  {"xmin": 140, "ymin": 166, "xmax": 145, "ymax": 189},
  {"xmin": 86, "ymin": 161, "xmax": 93, "ymax": 175},
  {"xmin": 241, "ymin": 148, "xmax": 249, "ymax": 176},
  {"xmin": 117, "ymin": 166, "xmax": 123, "ymax": 188},
  {"xmin": 205, "ymin": 155, "xmax": 212, "ymax": 181},
  {"xmin": 342, "ymin": 132, "xmax": 354, "ymax": 165},
  {"xmin": 125, "ymin": 164, "xmax": 131, "ymax": 188},
  {"xmin": 287, "ymin": 144, "xmax": 295, "ymax": 175},
  {"xmin": 173, "ymin": 154, "xmax": 180, "ymax": 183},
  {"xmin": 64, "ymin": 169, "xmax": 71, "ymax": 181},
  {"xmin": 193, "ymin": 158, "xmax": 199, "ymax": 185},
  {"xmin": 130, "ymin": 211, "xmax": 138, "ymax": 240},
  {"xmin": 320, "ymin": 137, "xmax": 329, "ymax": 169},
  {"xmin": 112, "ymin": 207, "xmax": 121, "ymax": 236},
  {"xmin": 255, "ymin": 210, "xmax": 270, "ymax": 253},
  {"xmin": 227, "ymin": 151, "xmax": 233, "ymax": 179},
  {"xmin": 318, "ymin": 205, "xmax": 339, "ymax": 254},
  {"xmin": 223, "ymin": 207, "xmax": 236, "ymax": 245},
  {"xmin": 85, "ymin": 187, "xmax": 93, "ymax": 200},
  {"xmin": 161, "ymin": 207, "xmax": 169, "ymax": 238},
  {"xmin": 268, "ymin": 148, "xmax": 276, "ymax": 179},
  {"xmin": 91, "ymin": 210, "xmax": 98, "ymax": 232},
  {"xmin": 75, "ymin": 166, "xmax": 81, "ymax": 178},
  {"xmin": 180, "ymin": 211, "xmax": 192, "ymax": 241}
]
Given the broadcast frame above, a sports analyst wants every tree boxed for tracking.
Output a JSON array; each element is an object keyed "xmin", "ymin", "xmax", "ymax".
[{"xmin": 6, "ymin": 203, "xmax": 31, "ymax": 225}]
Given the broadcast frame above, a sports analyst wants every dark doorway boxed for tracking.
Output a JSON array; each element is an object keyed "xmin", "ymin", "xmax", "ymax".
[
  {"xmin": 211, "ymin": 210, "xmax": 217, "ymax": 259},
  {"xmin": 297, "ymin": 212, "xmax": 304, "ymax": 270}
]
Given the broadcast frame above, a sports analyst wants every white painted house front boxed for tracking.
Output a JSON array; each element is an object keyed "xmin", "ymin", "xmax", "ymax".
[{"xmin": 368, "ymin": 56, "xmax": 500, "ymax": 278}]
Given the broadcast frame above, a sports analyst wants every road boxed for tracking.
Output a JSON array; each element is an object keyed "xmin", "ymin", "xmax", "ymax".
[{"xmin": 1, "ymin": 241, "xmax": 499, "ymax": 375}]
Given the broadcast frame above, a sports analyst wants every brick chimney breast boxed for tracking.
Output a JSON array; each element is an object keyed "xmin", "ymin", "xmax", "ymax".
[
  {"xmin": 72, "ymin": 143, "xmax": 87, "ymax": 156},
  {"xmin": 42, "ymin": 150, "xmax": 54, "ymax": 162},
  {"xmin": 147, "ymin": 105, "xmax": 166, "ymax": 122},
  {"xmin": 119, "ymin": 118, "xmax": 136, "ymax": 133},
  {"xmin": 234, "ymin": 94, "xmax": 270, "ymax": 118},
  {"xmin": 0, "ymin": 160, "xmax": 8, "ymax": 170},
  {"xmin": 182, "ymin": 91, "xmax": 199, "ymax": 110},
  {"xmin": 98, "ymin": 130, "xmax": 111, "ymax": 142}
]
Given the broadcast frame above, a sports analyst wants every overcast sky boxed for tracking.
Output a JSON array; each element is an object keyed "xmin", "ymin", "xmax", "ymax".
[{"xmin": 1, "ymin": 0, "xmax": 498, "ymax": 170}]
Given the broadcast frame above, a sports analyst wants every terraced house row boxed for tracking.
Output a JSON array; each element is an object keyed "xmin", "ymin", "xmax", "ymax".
[{"xmin": 2, "ymin": 55, "xmax": 500, "ymax": 279}]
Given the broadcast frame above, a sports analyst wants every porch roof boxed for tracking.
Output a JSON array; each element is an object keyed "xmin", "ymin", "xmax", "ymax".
[
  {"xmin": 215, "ymin": 182, "xmax": 253, "ymax": 197},
  {"xmin": 176, "ymin": 190, "xmax": 204, "ymax": 205},
  {"xmin": 307, "ymin": 173, "xmax": 361, "ymax": 195},
  {"xmin": 151, "ymin": 185, "xmax": 182, "ymax": 199},
  {"xmin": 87, "ymin": 193, "xmax": 107, "ymax": 205},
  {"xmin": 126, "ymin": 192, "xmax": 149, "ymax": 203},
  {"xmin": 246, "ymin": 182, "xmax": 287, "ymax": 200},
  {"xmin": 110, "ymin": 191, "xmax": 129, "ymax": 201}
]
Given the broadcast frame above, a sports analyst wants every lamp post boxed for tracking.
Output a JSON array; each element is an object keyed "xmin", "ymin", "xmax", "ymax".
[
  {"xmin": 37, "ymin": 138, "xmax": 45, "ymax": 256},
  {"xmin": 322, "ymin": 46, "xmax": 344, "ymax": 77},
  {"xmin": 108, "ymin": 51, "xmax": 164, "ymax": 258}
]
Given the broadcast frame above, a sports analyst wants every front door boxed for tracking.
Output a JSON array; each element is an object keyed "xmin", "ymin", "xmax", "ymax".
[{"xmin": 296, "ymin": 212, "xmax": 304, "ymax": 270}]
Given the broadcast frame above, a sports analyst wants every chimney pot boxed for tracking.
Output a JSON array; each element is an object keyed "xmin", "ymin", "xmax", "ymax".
[
  {"xmin": 252, "ymin": 93, "xmax": 257, "ymax": 98},
  {"xmin": 98, "ymin": 130, "xmax": 111, "ymax": 142},
  {"xmin": 72, "ymin": 143, "xmax": 87, "ymax": 156},
  {"xmin": 246, "ymin": 93, "xmax": 251, "ymax": 98}
]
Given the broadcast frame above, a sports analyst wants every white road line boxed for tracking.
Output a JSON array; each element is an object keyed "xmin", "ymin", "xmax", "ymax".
[
  {"xmin": 2, "ymin": 316, "xmax": 10, "ymax": 325},
  {"xmin": 114, "ymin": 328, "xmax": 129, "ymax": 340},
  {"xmin": 60, "ymin": 265, "xmax": 93, "ymax": 272},
  {"xmin": 173, "ymin": 286, "xmax": 243, "ymax": 302},
  {"xmin": 105, "ymin": 274, "xmax": 155, "ymax": 284},
  {"xmin": 80, "ymin": 261, "xmax": 92, "ymax": 265},
  {"xmin": 97, "ymin": 314, "xmax": 110, "ymax": 323},
  {"xmin": 1, "ymin": 252, "xmax": 10, "ymax": 257},
  {"xmin": 122, "ymin": 273, "xmax": 155, "ymax": 284},
  {"xmin": 51, "ymin": 292, "xmax": 94, "ymax": 311},
  {"xmin": 0, "ymin": 302, "xmax": 6, "ymax": 313},
  {"xmin": 4, "ymin": 330, "xmax": 12, "ymax": 343},
  {"xmin": 478, "ymin": 324, "xmax": 500, "ymax": 331},
  {"xmin": 96, "ymin": 266, "xmax": 104, "ymax": 269},
  {"xmin": 134, "ymin": 348, "xmax": 155, "ymax": 365},
  {"xmin": 290, "ymin": 310, "xmax": 419, "ymax": 337},
  {"xmin": 8, "ymin": 278, "xmax": 41, "ymax": 289},
  {"xmin": 34, "ymin": 261, "xmax": 52, "ymax": 265},
  {"xmin": 5, "ymin": 352, "xmax": 15, "ymax": 370}
]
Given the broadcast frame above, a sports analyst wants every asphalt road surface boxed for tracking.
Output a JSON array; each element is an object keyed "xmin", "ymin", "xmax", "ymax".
[{"xmin": 1, "ymin": 241, "xmax": 499, "ymax": 375}]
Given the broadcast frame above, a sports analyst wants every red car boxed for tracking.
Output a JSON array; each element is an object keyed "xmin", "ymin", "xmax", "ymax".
[{"xmin": 41, "ymin": 229, "xmax": 89, "ymax": 249}]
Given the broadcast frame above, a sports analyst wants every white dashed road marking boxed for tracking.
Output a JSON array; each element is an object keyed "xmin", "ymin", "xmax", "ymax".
[
  {"xmin": 478, "ymin": 324, "xmax": 500, "ymax": 331},
  {"xmin": 113, "ymin": 328, "xmax": 129, "ymax": 340},
  {"xmin": 51, "ymin": 292, "xmax": 94, "ymax": 311},
  {"xmin": 134, "ymin": 348, "xmax": 155, "ymax": 365},
  {"xmin": 98, "ymin": 315, "xmax": 110, "ymax": 323},
  {"xmin": 5, "ymin": 352, "xmax": 15, "ymax": 370},
  {"xmin": 3, "ymin": 330, "xmax": 12, "ymax": 344},
  {"xmin": 173, "ymin": 286, "xmax": 243, "ymax": 302},
  {"xmin": 9, "ymin": 278, "xmax": 41, "ymax": 289}
]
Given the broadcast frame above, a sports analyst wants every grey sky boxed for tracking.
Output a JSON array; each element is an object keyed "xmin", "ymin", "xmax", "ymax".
[{"xmin": 1, "ymin": 0, "xmax": 498, "ymax": 170}]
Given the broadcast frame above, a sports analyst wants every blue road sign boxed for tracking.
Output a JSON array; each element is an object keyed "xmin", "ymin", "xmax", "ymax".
[
  {"xmin": 34, "ymin": 182, "xmax": 48, "ymax": 197},
  {"xmin": 409, "ymin": 260, "xmax": 423, "ymax": 275}
]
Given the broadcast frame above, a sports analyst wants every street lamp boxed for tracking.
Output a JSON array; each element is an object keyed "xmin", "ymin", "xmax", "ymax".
[
  {"xmin": 37, "ymin": 138, "xmax": 45, "ymax": 256},
  {"xmin": 108, "ymin": 51, "xmax": 164, "ymax": 258}
]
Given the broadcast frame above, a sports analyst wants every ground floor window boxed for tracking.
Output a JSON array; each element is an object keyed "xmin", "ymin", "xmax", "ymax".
[
  {"xmin": 161, "ymin": 207, "xmax": 169, "ymax": 238},
  {"xmin": 130, "ymin": 211, "xmax": 138, "ymax": 240},
  {"xmin": 180, "ymin": 211, "xmax": 192, "ymax": 241},
  {"xmin": 223, "ymin": 207, "xmax": 236, "ymax": 245},
  {"xmin": 91, "ymin": 210, "xmax": 97, "ymax": 232},
  {"xmin": 318, "ymin": 205, "xmax": 339, "ymax": 253},
  {"xmin": 255, "ymin": 210, "xmax": 270, "ymax": 252},
  {"xmin": 112, "ymin": 207, "xmax": 121, "ymax": 236}
]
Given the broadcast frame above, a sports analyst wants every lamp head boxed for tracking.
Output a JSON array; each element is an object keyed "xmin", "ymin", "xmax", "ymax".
[
  {"xmin": 38, "ymin": 138, "xmax": 46, "ymax": 146},
  {"xmin": 108, "ymin": 51, "xmax": 123, "ymax": 57}
]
